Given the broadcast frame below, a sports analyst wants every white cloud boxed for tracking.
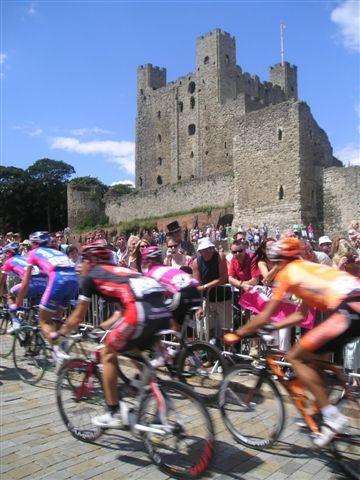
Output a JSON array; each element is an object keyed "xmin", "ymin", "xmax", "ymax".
[
  {"xmin": 331, "ymin": 1, "xmax": 360, "ymax": 52},
  {"xmin": 13, "ymin": 123, "xmax": 43, "ymax": 137},
  {"xmin": 335, "ymin": 143, "xmax": 360, "ymax": 166},
  {"xmin": 0, "ymin": 52, "xmax": 7, "ymax": 80},
  {"xmin": 70, "ymin": 127, "xmax": 114, "ymax": 137},
  {"xmin": 28, "ymin": 2, "xmax": 37, "ymax": 16},
  {"xmin": 51, "ymin": 137, "xmax": 135, "ymax": 175},
  {"xmin": 111, "ymin": 180, "xmax": 135, "ymax": 187}
]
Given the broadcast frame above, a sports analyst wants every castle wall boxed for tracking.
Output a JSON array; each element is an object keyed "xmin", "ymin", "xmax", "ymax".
[
  {"xmin": 105, "ymin": 173, "xmax": 234, "ymax": 225},
  {"xmin": 136, "ymin": 29, "xmax": 297, "ymax": 191},
  {"xmin": 323, "ymin": 166, "xmax": 360, "ymax": 237},
  {"xmin": 233, "ymin": 100, "xmax": 303, "ymax": 230},
  {"xmin": 298, "ymin": 102, "xmax": 343, "ymax": 228},
  {"xmin": 67, "ymin": 185, "xmax": 105, "ymax": 230}
]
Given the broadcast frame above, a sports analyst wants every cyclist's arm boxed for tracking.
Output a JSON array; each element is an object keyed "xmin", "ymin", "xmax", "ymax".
[
  {"xmin": 59, "ymin": 299, "xmax": 89, "ymax": 336},
  {"xmin": 15, "ymin": 266, "xmax": 32, "ymax": 307},
  {"xmin": 59, "ymin": 274, "xmax": 94, "ymax": 336},
  {"xmin": 235, "ymin": 298, "xmax": 281, "ymax": 336}
]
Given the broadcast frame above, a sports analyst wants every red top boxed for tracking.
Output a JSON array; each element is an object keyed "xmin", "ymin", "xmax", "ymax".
[{"xmin": 229, "ymin": 253, "xmax": 254, "ymax": 281}]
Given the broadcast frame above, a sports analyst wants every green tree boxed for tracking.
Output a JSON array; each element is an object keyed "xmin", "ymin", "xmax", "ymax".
[
  {"xmin": 27, "ymin": 158, "xmax": 75, "ymax": 232},
  {"xmin": 69, "ymin": 176, "xmax": 108, "ymax": 193},
  {"xmin": 110, "ymin": 183, "xmax": 134, "ymax": 195}
]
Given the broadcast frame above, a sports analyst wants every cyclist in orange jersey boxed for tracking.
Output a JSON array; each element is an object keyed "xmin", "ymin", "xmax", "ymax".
[{"xmin": 226, "ymin": 237, "xmax": 360, "ymax": 447}]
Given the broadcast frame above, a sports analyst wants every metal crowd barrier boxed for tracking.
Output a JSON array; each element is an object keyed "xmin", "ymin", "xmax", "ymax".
[{"xmin": 79, "ymin": 291, "xmax": 359, "ymax": 373}]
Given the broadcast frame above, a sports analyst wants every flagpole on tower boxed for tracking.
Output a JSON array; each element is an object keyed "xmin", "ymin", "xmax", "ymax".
[{"xmin": 280, "ymin": 21, "xmax": 286, "ymax": 66}]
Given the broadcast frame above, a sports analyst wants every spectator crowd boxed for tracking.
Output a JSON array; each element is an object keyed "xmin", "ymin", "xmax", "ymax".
[{"xmin": 1, "ymin": 219, "xmax": 359, "ymax": 369}]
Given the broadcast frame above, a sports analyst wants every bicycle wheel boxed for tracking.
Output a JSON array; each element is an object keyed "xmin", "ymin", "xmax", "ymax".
[
  {"xmin": 56, "ymin": 358, "xmax": 105, "ymax": 442},
  {"xmin": 331, "ymin": 388, "xmax": 360, "ymax": 479},
  {"xmin": 0, "ymin": 313, "xmax": 13, "ymax": 358},
  {"xmin": 138, "ymin": 380, "xmax": 214, "ymax": 478},
  {"xmin": 12, "ymin": 328, "xmax": 49, "ymax": 384},
  {"xmin": 219, "ymin": 363, "xmax": 285, "ymax": 449},
  {"xmin": 177, "ymin": 341, "xmax": 226, "ymax": 403}
]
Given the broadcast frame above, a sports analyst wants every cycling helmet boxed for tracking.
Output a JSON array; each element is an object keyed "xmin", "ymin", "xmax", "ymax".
[
  {"xmin": 266, "ymin": 237, "xmax": 304, "ymax": 262},
  {"xmin": 2, "ymin": 242, "xmax": 20, "ymax": 256},
  {"xmin": 81, "ymin": 240, "xmax": 114, "ymax": 264},
  {"xmin": 141, "ymin": 246, "xmax": 162, "ymax": 264},
  {"xmin": 29, "ymin": 231, "xmax": 51, "ymax": 246}
]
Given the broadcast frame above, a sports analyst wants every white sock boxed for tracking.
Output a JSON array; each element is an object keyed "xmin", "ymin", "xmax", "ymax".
[
  {"xmin": 321, "ymin": 404, "xmax": 339, "ymax": 418},
  {"xmin": 119, "ymin": 400, "xmax": 129, "ymax": 424}
]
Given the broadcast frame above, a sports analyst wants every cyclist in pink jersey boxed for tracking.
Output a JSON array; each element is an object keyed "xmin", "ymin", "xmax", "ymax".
[
  {"xmin": 141, "ymin": 246, "xmax": 201, "ymax": 326},
  {"xmin": 0, "ymin": 243, "xmax": 47, "ymax": 299},
  {"xmin": 16, "ymin": 232, "xmax": 78, "ymax": 343}
]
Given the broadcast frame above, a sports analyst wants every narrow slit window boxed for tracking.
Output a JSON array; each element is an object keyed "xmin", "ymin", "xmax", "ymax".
[
  {"xmin": 278, "ymin": 128, "xmax": 283, "ymax": 141},
  {"xmin": 188, "ymin": 81, "xmax": 196, "ymax": 94},
  {"xmin": 278, "ymin": 185, "xmax": 284, "ymax": 200},
  {"xmin": 188, "ymin": 124, "xmax": 196, "ymax": 135}
]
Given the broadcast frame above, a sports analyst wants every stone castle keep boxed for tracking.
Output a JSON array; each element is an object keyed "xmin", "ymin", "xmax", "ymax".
[{"xmin": 68, "ymin": 29, "xmax": 359, "ymax": 235}]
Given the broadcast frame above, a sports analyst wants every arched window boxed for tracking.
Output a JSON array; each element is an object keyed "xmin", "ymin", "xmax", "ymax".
[
  {"xmin": 188, "ymin": 124, "xmax": 196, "ymax": 135},
  {"xmin": 178, "ymin": 175, "xmax": 182, "ymax": 180},
  {"xmin": 190, "ymin": 151, "xmax": 194, "ymax": 158},
  {"xmin": 157, "ymin": 134, "xmax": 162, "ymax": 143},
  {"xmin": 188, "ymin": 81, "xmax": 196, "ymax": 94},
  {"xmin": 225, "ymin": 54, "xmax": 230, "ymax": 64},
  {"xmin": 158, "ymin": 157, "xmax": 162, "ymax": 166},
  {"xmin": 190, "ymin": 97, "xmax": 195, "ymax": 109},
  {"xmin": 278, "ymin": 128, "xmax": 283, "ymax": 141},
  {"xmin": 178, "ymin": 101, "xmax": 183, "ymax": 113},
  {"xmin": 157, "ymin": 175, "xmax": 163, "ymax": 185},
  {"xmin": 204, "ymin": 56, "xmax": 209, "ymax": 64},
  {"xmin": 278, "ymin": 185, "xmax": 284, "ymax": 200}
]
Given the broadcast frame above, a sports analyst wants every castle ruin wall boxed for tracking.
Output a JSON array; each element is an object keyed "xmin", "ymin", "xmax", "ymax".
[
  {"xmin": 105, "ymin": 173, "xmax": 234, "ymax": 225},
  {"xmin": 323, "ymin": 166, "xmax": 360, "ymax": 237}
]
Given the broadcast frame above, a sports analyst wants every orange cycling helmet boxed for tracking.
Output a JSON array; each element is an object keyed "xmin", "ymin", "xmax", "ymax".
[{"xmin": 266, "ymin": 237, "xmax": 304, "ymax": 262}]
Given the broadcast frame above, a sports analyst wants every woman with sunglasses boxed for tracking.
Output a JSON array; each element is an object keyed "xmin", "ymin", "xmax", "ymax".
[{"xmin": 164, "ymin": 239, "xmax": 192, "ymax": 270}]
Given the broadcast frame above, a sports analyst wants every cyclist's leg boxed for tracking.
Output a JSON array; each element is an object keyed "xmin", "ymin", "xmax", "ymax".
[
  {"xmin": 38, "ymin": 272, "xmax": 62, "ymax": 340},
  {"xmin": 92, "ymin": 305, "xmax": 139, "ymax": 428},
  {"xmin": 102, "ymin": 342, "xmax": 121, "ymax": 406},
  {"xmin": 286, "ymin": 343, "xmax": 329, "ymax": 408},
  {"xmin": 287, "ymin": 305, "xmax": 359, "ymax": 445},
  {"xmin": 287, "ymin": 311, "xmax": 351, "ymax": 408}
]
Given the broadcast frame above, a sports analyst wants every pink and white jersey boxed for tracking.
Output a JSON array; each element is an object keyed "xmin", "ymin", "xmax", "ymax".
[
  {"xmin": 27, "ymin": 247, "xmax": 75, "ymax": 276},
  {"xmin": 1, "ymin": 255, "xmax": 41, "ymax": 279},
  {"xmin": 145, "ymin": 265, "xmax": 198, "ymax": 295}
]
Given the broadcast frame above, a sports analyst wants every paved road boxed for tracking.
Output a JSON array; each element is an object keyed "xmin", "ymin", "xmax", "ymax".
[{"xmin": 1, "ymin": 346, "xmax": 348, "ymax": 480}]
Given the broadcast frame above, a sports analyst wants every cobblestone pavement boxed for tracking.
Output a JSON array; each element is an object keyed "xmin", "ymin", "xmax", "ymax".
[{"xmin": 1, "ymin": 344, "xmax": 348, "ymax": 480}]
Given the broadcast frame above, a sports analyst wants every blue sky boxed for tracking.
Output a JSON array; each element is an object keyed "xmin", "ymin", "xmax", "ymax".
[{"xmin": 1, "ymin": 0, "xmax": 359, "ymax": 186}]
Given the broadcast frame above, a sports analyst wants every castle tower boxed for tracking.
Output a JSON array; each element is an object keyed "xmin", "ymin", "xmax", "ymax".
[
  {"xmin": 269, "ymin": 62, "xmax": 298, "ymax": 100},
  {"xmin": 196, "ymin": 29, "xmax": 237, "ymax": 104},
  {"xmin": 137, "ymin": 63, "xmax": 166, "ymax": 94},
  {"xmin": 136, "ymin": 64, "xmax": 167, "ymax": 189}
]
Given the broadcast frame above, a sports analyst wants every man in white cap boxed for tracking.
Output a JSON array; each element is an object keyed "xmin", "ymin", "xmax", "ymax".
[
  {"xmin": 192, "ymin": 237, "xmax": 231, "ymax": 342},
  {"xmin": 318, "ymin": 235, "xmax": 332, "ymax": 257}
]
